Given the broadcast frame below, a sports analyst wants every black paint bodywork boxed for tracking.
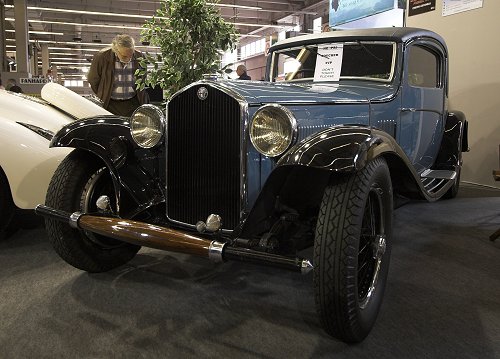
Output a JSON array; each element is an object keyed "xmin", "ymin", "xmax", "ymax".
[{"xmin": 50, "ymin": 116, "xmax": 165, "ymax": 219}]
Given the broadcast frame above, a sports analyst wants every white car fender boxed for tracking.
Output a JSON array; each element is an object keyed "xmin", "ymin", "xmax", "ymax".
[
  {"xmin": 0, "ymin": 86, "xmax": 111, "ymax": 209},
  {"xmin": 0, "ymin": 122, "xmax": 72, "ymax": 209}
]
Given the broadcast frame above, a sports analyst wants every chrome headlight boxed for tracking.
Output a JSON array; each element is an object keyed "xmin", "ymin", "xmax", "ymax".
[
  {"xmin": 130, "ymin": 105, "xmax": 165, "ymax": 148},
  {"xmin": 249, "ymin": 104, "xmax": 297, "ymax": 157}
]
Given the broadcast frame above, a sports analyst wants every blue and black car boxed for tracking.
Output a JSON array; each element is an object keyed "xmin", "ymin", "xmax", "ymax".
[{"xmin": 37, "ymin": 27, "xmax": 468, "ymax": 343}]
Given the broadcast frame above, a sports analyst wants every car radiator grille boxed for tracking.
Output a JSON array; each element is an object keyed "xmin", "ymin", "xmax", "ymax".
[{"xmin": 166, "ymin": 84, "xmax": 241, "ymax": 230}]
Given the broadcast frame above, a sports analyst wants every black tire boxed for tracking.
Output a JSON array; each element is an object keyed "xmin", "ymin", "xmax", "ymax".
[
  {"xmin": 314, "ymin": 157, "xmax": 393, "ymax": 343},
  {"xmin": 45, "ymin": 151, "xmax": 140, "ymax": 272},
  {"xmin": 0, "ymin": 169, "xmax": 15, "ymax": 240}
]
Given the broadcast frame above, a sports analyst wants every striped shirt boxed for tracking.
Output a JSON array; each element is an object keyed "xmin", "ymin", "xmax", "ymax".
[{"xmin": 111, "ymin": 58, "xmax": 136, "ymax": 100}]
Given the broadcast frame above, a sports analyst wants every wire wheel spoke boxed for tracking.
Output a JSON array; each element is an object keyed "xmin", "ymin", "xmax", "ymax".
[{"xmin": 358, "ymin": 189, "xmax": 383, "ymax": 305}]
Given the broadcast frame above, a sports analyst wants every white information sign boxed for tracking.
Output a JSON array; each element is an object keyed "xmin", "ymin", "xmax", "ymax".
[
  {"xmin": 313, "ymin": 44, "xmax": 344, "ymax": 82},
  {"xmin": 442, "ymin": 0, "xmax": 483, "ymax": 16}
]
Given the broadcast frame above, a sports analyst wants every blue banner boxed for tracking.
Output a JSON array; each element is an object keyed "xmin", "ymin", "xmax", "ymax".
[{"xmin": 329, "ymin": 0, "xmax": 395, "ymax": 27}]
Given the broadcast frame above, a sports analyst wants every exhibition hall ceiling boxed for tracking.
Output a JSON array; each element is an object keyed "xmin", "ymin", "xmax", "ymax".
[{"xmin": 3, "ymin": 0, "xmax": 328, "ymax": 77}]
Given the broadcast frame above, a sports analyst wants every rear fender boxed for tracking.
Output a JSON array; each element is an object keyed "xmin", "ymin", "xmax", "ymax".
[{"xmin": 433, "ymin": 111, "xmax": 468, "ymax": 171}]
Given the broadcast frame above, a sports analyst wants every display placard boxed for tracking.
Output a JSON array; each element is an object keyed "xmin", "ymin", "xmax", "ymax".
[
  {"xmin": 442, "ymin": 0, "xmax": 483, "ymax": 16},
  {"xmin": 408, "ymin": 0, "xmax": 436, "ymax": 16},
  {"xmin": 313, "ymin": 44, "xmax": 344, "ymax": 82}
]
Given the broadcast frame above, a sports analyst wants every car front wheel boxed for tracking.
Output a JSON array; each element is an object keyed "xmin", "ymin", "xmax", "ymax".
[
  {"xmin": 314, "ymin": 157, "xmax": 393, "ymax": 343},
  {"xmin": 45, "ymin": 150, "xmax": 140, "ymax": 272}
]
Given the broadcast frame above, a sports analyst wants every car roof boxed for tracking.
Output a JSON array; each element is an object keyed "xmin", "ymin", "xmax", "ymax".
[{"xmin": 270, "ymin": 27, "xmax": 446, "ymax": 52}]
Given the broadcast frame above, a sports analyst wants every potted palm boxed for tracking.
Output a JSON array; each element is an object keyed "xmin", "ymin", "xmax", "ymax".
[{"xmin": 136, "ymin": 0, "xmax": 238, "ymax": 100}]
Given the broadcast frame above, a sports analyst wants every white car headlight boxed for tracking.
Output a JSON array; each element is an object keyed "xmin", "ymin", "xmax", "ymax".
[
  {"xmin": 249, "ymin": 104, "xmax": 297, "ymax": 157},
  {"xmin": 130, "ymin": 105, "xmax": 165, "ymax": 148}
]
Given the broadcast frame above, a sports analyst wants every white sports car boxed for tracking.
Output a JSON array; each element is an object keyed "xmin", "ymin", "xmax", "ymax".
[{"xmin": 0, "ymin": 83, "xmax": 111, "ymax": 237}]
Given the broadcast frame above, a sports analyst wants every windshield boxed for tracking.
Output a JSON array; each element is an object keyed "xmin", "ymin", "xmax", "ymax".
[{"xmin": 271, "ymin": 41, "xmax": 396, "ymax": 83}]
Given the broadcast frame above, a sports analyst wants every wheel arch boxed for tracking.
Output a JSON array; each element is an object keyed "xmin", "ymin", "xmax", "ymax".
[
  {"xmin": 0, "ymin": 165, "xmax": 16, "ymax": 231},
  {"xmin": 51, "ymin": 116, "xmax": 133, "ymax": 171},
  {"xmin": 0, "ymin": 165, "xmax": 14, "ymax": 205},
  {"xmin": 433, "ymin": 111, "xmax": 468, "ymax": 170},
  {"xmin": 238, "ymin": 126, "xmax": 423, "ymax": 238},
  {"xmin": 51, "ymin": 118, "xmax": 166, "ymax": 217}
]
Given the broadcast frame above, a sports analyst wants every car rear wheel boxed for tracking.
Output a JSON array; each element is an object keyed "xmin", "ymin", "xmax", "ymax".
[
  {"xmin": 45, "ymin": 150, "xmax": 140, "ymax": 272},
  {"xmin": 314, "ymin": 157, "xmax": 393, "ymax": 343}
]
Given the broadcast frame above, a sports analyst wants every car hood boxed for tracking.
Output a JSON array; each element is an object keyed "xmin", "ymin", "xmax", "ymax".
[
  {"xmin": 0, "ymin": 89, "xmax": 74, "ymax": 133},
  {"xmin": 214, "ymin": 80, "xmax": 397, "ymax": 105}
]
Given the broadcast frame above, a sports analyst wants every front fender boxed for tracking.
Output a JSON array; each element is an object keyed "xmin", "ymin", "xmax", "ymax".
[
  {"xmin": 51, "ymin": 116, "xmax": 165, "ymax": 216},
  {"xmin": 51, "ymin": 116, "xmax": 130, "ymax": 168},
  {"xmin": 238, "ymin": 125, "xmax": 424, "ymax": 238},
  {"xmin": 278, "ymin": 125, "xmax": 407, "ymax": 172}
]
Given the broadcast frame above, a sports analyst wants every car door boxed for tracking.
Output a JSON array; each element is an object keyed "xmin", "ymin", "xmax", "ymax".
[{"xmin": 399, "ymin": 41, "xmax": 446, "ymax": 173}]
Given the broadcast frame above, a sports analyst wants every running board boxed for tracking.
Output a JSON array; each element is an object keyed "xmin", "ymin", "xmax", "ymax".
[{"xmin": 420, "ymin": 169, "xmax": 457, "ymax": 180}]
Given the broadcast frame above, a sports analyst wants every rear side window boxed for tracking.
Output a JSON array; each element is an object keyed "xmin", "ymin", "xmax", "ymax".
[{"xmin": 407, "ymin": 45, "xmax": 439, "ymax": 88}]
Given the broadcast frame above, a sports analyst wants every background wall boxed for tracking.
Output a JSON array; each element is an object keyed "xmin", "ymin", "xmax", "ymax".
[
  {"xmin": 405, "ymin": 0, "xmax": 500, "ymax": 188},
  {"xmin": 244, "ymin": 55, "xmax": 267, "ymax": 81}
]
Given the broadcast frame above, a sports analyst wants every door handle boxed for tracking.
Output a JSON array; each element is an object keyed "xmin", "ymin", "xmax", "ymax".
[{"xmin": 401, "ymin": 108, "xmax": 443, "ymax": 116}]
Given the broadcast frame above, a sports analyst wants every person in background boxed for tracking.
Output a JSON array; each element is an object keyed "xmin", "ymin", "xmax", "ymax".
[
  {"xmin": 236, "ymin": 64, "xmax": 251, "ymax": 80},
  {"xmin": 6, "ymin": 79, "xmax": 23, "ymax": 93},
  {"xmin": 0, "ymin": 79, "xmax": 5, "ymax": 90},
  {"xmin": 87, "ymin": 34, "xmax": 148, "ymax": 116}
]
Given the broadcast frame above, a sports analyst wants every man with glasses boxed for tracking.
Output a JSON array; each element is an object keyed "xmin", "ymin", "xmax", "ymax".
[{"xmin": 88, "ymin": 34, "xmax": 149, "ymax": 116}]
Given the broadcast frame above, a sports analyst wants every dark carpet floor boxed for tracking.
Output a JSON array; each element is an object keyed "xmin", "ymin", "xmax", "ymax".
[{"xmin": 0, "ymin": 183, "xmax": 499, "ymax": 358}]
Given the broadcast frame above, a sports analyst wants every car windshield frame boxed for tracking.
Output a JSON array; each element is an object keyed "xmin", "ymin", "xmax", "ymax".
[{"xmin": 270, "ymin": 41, "xmax": 397, "ymax": 84}]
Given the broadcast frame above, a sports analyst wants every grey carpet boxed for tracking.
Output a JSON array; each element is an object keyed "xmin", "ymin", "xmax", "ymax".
[{"xmin": 0, "ymin": 183, "xmax": 499, "ymax": 358}]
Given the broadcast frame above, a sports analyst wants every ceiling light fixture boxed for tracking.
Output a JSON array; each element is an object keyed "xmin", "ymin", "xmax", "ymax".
[
  {"xmin": 50, "ymin": 61, "xmax": 92, "ymax": 65},
  {"xmin": 208, "ymin": 3, "xmax": 262, "ymax": 10},
  {"xmin": 5, "ymin": 29, "xmax": 65, "ymax": 36},
  {"xmin": 50, "ymin": 52, "xmax": 82, "ymax": 56},
  {"xmin": 4, "ymin": 5, "xmax": 163, "ymax": 20},
  {"xmin": 48, "ymin": 47, "xmax": 100, "ymax": 52},
  {"xmin": 232, "ymin": 22, "xmax": 290, "ymax": 28},
  {"xmin": 50, "ymin": 58, "xmax": 88, "ymax": 61},
  {"xmin": 34, "ymin": 40, "xmax": 160, "ymax": 50},
  {"xmin": 5, "ymin": 10, "xmax": 293, "ymax": 30},
  {"xmin": 5, "ymin": 18, "xmax": 142, "ymax": 30}
]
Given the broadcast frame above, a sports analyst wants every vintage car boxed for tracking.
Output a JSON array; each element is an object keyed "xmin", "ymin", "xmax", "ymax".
[
  {"xmin": 36, "ymin": 28, "xmax": 468, "ymax": 343},
  {"xmin": 0, "ymin": 84, "xmax": 111, "ymax": 237}
]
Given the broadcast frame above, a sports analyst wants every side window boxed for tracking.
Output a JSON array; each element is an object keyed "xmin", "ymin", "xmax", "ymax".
[{"xmin": 407, "ymin": 45, "xmax": 439, "ymax": 88}]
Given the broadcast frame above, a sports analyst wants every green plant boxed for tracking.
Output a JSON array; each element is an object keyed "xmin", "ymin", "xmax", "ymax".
[{"xmin": 136, "ymin": 0, "xmax": 238, "ymax": 99}]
